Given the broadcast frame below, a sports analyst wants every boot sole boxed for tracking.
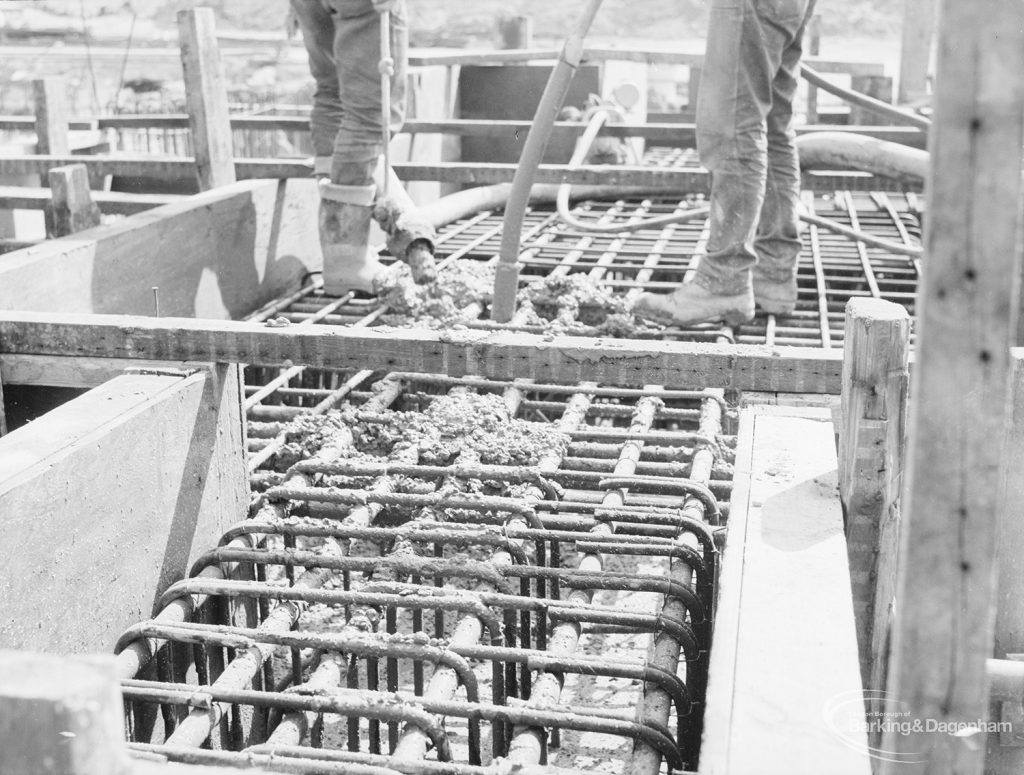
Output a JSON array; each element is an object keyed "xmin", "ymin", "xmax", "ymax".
[
  {"xmin": 635, "ymin": 305, "xmax": 754, "ymax": 328},
  {"xmin": 756, "ymin": 300, "xmax": 796, "ymax": 316}
]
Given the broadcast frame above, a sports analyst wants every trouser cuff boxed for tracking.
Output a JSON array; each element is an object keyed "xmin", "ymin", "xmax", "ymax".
[
  {"xmin": 319, "ymin": 180, "xmax": 377, "ymax": 206},
  {"xmin": 313, "ymin": 156, "xmax": 332, "ymax": 176}
]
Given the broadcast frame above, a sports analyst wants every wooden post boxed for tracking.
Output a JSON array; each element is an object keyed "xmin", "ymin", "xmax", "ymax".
[
  {"xmin": 499, "ymin": 15, "xmax": 533, "ymax": 49},
  {"xmin": 177, "ymin": 8, "xmax": 235, "ymax": 191},
  {"xmin": 839, "ymin": 298, "xmax": 910, "ymax": 695},
  {"xmin": 806, "ymin": 14, "xmax": 821, "ymax": 123},
  {"xmin": 0, "ymin": 370, "xmax": 7, "ymax": 436},
  {"xmin": 687, "ymin": 67, "xmax": 701, "ymax": 118},
  {"xmin": 0, "ymin": 651, "xmax": 131, "ymax": 774},
  {"xmin": 850, "ymin": 75, "xmax": 895, "ymax": 125},
  {"xmin": 33, "ymin": 77, "xmax": 70, "ymax": 156},
  {"xmin": 44, "ymin": 164, "xmax": 102, "ymax": 238},
  {"xmin": 898, "ymin": 0, "xmax": 937, "ymax": 105},
  {"xmin": 987, "ymin": 351, "xmax": 1024, "ymax": 771},
  {"xmin": 880, "ymin": 0, "xmax": 1024, "ymax": 772}
]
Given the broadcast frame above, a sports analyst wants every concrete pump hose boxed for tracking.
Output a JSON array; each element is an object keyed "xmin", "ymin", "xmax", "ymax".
[
  {"xmin": 548, "ymin": 115, "xmax": 925, "ymax": 256},
  {"xmin": 795, "ymin": 130, "xmax": 929, "ymax": 185}
]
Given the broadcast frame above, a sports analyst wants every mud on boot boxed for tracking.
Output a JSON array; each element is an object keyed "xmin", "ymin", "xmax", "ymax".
[
  {"xmin": 632, "ymin": 279, "xmax": 755, "ymax": 327},
  {"xmin": 319, "ymin": 180, "xmax": 384, "ymax": 295}
]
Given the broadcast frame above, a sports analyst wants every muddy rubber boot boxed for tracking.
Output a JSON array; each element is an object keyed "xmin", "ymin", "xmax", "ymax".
[
  {"xmin": 632, "ymin": 279, "xmax": 755, "ymax": 327},
  {"xmin": 753, "ymin": 270, "xmax": 798, "ymax": 316},
  {"xmin": 319, "ymin": 180, "xmax": 384, "ymax": 295}
]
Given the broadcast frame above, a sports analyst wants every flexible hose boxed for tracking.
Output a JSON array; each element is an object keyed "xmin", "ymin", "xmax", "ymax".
[
  {"xmin": 553, "ymin": 113, "xmax": 923, "ymax": 257},
  {"xmin": 492, "ymin": 0, "xmax": 605, "ymax": 322},
  {"xmin": 799, "ymin": 63, "xmax": 931, "ymax": 131}
]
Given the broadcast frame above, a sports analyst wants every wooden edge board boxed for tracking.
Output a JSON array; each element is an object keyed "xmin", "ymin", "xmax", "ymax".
[
  {"xmin": 0, "ymin": 311, "xmax": 844, "ymax": 393},
  {"xmin": 0, "ymin": 187, "xmax": 181, "ymax": 215},
  {"xmin": 0, "ymin": 354, "xmax": 204, "ymax": 388},
  {"xmin": 0, "ymin": 115, "xmax": 927, "ymax": 149},
  {"xmin": 700, "ymin": 405, "xmax": 871, "ymax": 774}
]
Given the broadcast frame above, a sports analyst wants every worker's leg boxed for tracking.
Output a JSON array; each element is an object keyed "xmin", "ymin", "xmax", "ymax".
[
  {"xmin": 291, "ymin": 0, "xmax": 341, "ymax": 176},
  {"xmin": 330, "ymin": 0, "xmax": 407, "ymax": 183},
  {"xmin": 317, "ymin": 0, "xmax": 408, "ymax": 294},
  {"xmin": 633, "ymin": 0, "xmax": 810, "ymax": 326},
  {"xmin": 754, "ymin": 2, "xmax": 817, "ymax": 314}
]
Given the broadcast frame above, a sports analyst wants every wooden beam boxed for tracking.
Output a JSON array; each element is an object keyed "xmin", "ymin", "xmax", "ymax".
[
  {"xmin": 0, "ymin": 155, "xmax": 924, "ymax": 193},
  {"xmin": 0, "ymin": 367, "xmax": 246, "ymax": 653},
  {"xmin": 898, "ymin": 0, "xmax": 937, "ymax": 104},
  {"xmin": 0, "ymin": 353, "xmax": 201, "ymax": 388},
  {"xmin": 32, "ymin": 77, "xmax": 70, "ymax": 156},
  {"xmin": 0, "ymin": 368, "xmax": 6, "ymax": 436},
  {"xmin": 406, "ymin": 47, "xmax": 884, "ymax": 73},
  {"xmin": 880, "ymin": 1, "xmax": 1024, "ymax": 772},
  {"xmin": 0, "ymin": 114, "xmax": 930, "ymax": 148},
  {"xmin": 838, "ymin": 298, "xmax": 910, "ymax": 705},
  {"xmin": 177, "ymin": 8, "xmax": 236, "ymax": 190},
  {"xmin": 989, "ymin": 350, "xmax": 1024, "ymax": 772},
  {"xmin": 0, "ymin": 311, "xmax": 844, "ymax": 393},
  {"xmin": 44, "ymin": 164, "xmax": 102, "ymax": 237},
  {"xmin": 806, "ymin": 14, "xmax": 822, "ymax": 122},
  {"xmin": 701, "ymin": 405, "xmax": 871, "ymax": 774},
  {"xmin": 0, "ymin": 186, "xmax": 180, "ymax": 215},
  {"xmin": 0, "ymin": 652, "xmax": 130, "ymax": 775}
]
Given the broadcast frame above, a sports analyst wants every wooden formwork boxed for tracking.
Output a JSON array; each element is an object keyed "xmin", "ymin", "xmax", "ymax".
[{"xmin": 4, "ymin": 3, "xmax": 1024, "ymax": 774}]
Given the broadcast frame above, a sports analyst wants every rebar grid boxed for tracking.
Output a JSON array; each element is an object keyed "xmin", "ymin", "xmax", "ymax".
[
  {"xmin": 250, "ymin": 189, "xmax": 920, "ymax": 351},
  {"xmin": 116, "ymin": 369, "xmax": 734, "ymax": 774}
]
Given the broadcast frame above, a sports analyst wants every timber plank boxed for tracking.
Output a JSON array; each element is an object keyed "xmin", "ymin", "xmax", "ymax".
[
  {"xmin": 0, "ymin": 115, "xmax": 929, "ymax": 149},
  {"xmin": 0, "ymin": 311, "xmax": 844, "ymax": 393},
  {"xmin": 0, "ymin": 186, "xmax": 180, "ymax": 215},
  {"xmin": 0, "ymin": 367, "xmax": 246, "ymax": 654},
  {"xmin": 0, "ymin": 354, "xmax": 200, "ymax": 388},
  {"xmin": 701, "ymin": 406, "xmax": 870, "ymax": 775},
  {"xmin": 0, "ymin": 156, "xmax": 920, "ymax": 193},
  {"xmin": 0, "ymin": 179, "xmax": 321, "ymax": 319},
  {"xmin": 989, "ymin": 350, "xmax": 1024, "ymax": 770}
]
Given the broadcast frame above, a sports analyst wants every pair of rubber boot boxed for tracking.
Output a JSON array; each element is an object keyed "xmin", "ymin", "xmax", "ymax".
[
  {"xmin": 319, "ymin": 160, "xmax": 436, "ymax": 295},
  {"xmin": 632, "ymin": 271, "xmax": 798, "ymax": 327}
]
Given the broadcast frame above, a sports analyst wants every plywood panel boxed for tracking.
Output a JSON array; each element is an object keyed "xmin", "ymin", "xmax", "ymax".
[
  {"xmin": 0, "ymin": 366, "xmax": 247, "ymax": 653},
  {"xmin": 0, "ymin": 178, "xmax": 321, "ymax": 319}
]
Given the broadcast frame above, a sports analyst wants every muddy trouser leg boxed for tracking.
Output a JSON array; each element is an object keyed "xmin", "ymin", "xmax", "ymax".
[
  {"xmin": 695, "ymin": 0, "xmax": 814, "ymax": 296},
  {"xmin": 291, "ymin": 0, "xmax": 341, "ymax": 175},
  {"xmin": 755, "ymin": 2, "xmax": 817, "ymax": 284}
]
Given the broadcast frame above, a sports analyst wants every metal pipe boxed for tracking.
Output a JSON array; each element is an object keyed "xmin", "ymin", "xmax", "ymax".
[{"xmin": 492, "ymin": 0, "xmax": 605, "ymax": 322}]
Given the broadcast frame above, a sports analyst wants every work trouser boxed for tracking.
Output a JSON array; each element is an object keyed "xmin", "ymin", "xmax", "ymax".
[
  {"xmin": 694, "ymin": 0, "xmax": 817, "ymax": 295},
  {"xmin": 291, "ymin": 0, "xmax": 408, "ymax": 186}
]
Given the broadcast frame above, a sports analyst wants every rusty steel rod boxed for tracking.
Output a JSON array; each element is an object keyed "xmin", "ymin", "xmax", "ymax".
[
  {"xmin": 629, "ymin": 390, "xmax": 722, "ymax": 772},
  {"xmin": 507, "ymin": 387, "xmax": 664, "ymax": 764}
]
